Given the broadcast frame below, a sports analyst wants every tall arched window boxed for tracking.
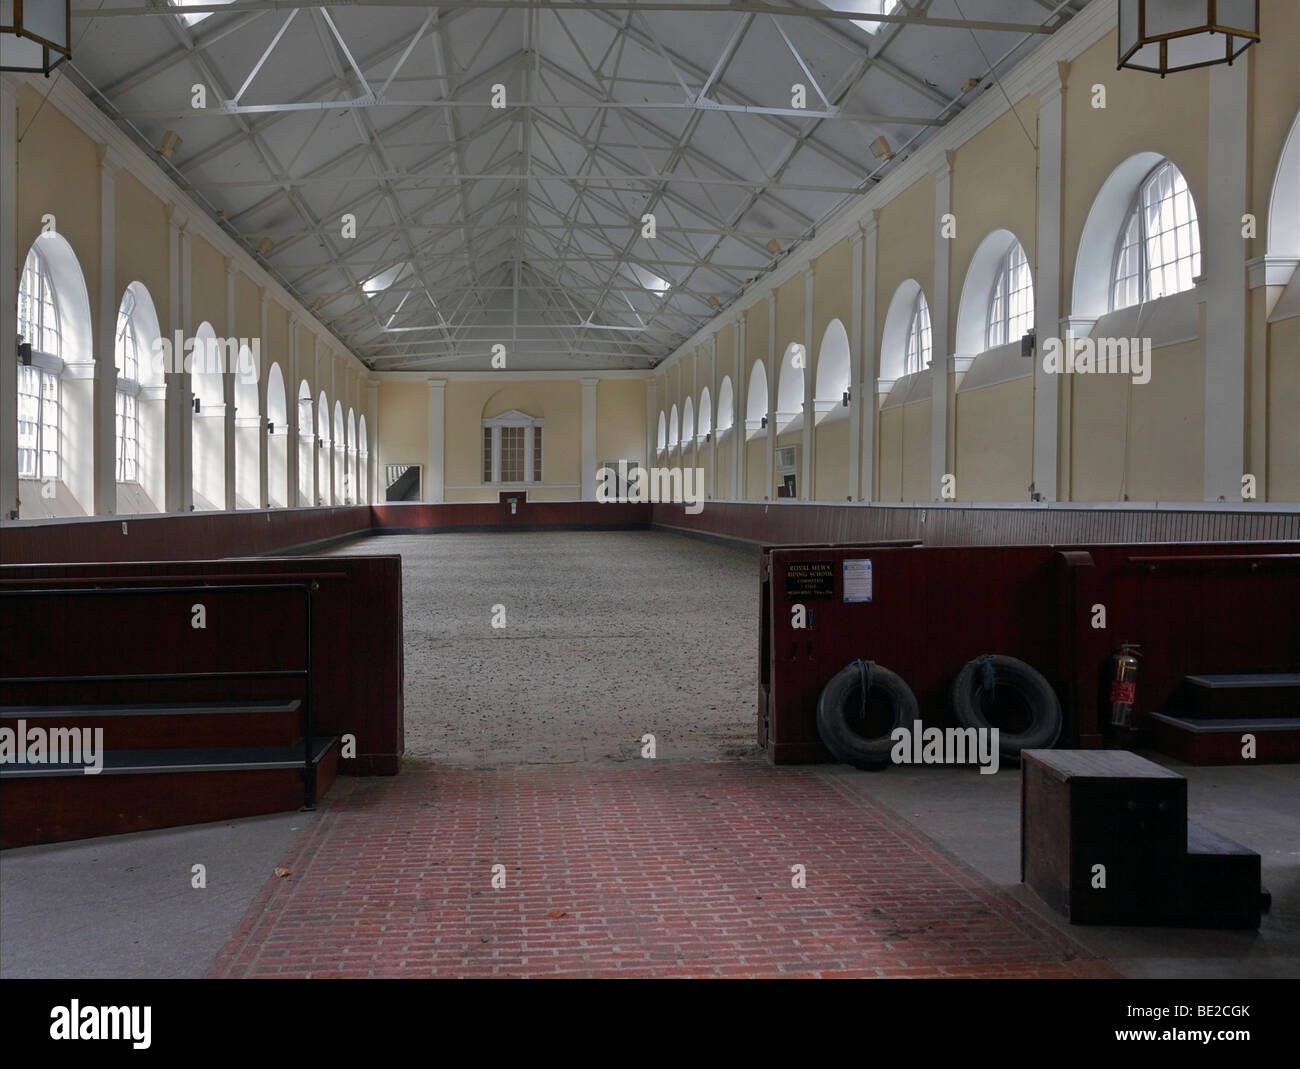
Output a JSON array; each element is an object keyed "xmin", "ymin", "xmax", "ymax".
[
  {"xmin": 1113, "ymin": 160, "xmax": 1201, "ymax": 310},
  {"xmin": 16, "ymin": 249, "xmax": 61, "ymax": 481},
  {"xmin": 904, "ymin": 291, "xmax": 931, "ymax": 375},
  {"xmin": 114, "ymin": 290, "xmax": 142, "ymax": 484},
  {"xmin": 987, "ymin": 240, "xmax": 1034, "ymax": 349}
]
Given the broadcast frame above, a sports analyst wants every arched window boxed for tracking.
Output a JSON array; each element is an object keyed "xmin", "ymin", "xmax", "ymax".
[
  {"xmin": 682, "ymin": 397, "xmax": 695, "ymax": 444},
  {"xmin": 114, "ymin": 291, "xmax": 142, "ymax": 484},
  {"xmin": 904, "ymin": 291, "xmax": 931, "ymax": 375},
  {"xmin": 657, "ymin": 410, "xmax": 667, "ymax": 454},
  {"xmin": 987, "ymin": 240, "xmax": 1034, "ymax": 349},
  {"xmin": 668, "ymin": 404, "xmax": 679, "ymax": 448},
  {"xmin": 1113, "ymin": 160, "xmax": 1201, "ymax": 310},
  {"xmin": 716, "ymin": 377, "xmax": 734, "ymax": 433},
  {"xmin": 16, "ymin": 248, "xmax": 62, "ymax": 481}
]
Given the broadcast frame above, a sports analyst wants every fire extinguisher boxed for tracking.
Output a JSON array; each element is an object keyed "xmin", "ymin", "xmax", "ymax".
[{"xmin": 1109, "ymin": 642, "xmax": 1142, "ymax": 728}]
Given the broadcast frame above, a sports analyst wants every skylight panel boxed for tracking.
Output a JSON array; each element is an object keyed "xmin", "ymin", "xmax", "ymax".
[
  {"xmin": 172, "ymin": 0, "xmax": 237, "ymax": 27},
  {"xmin": 818, "ymin": 0, "xmax": 901, "ymax": 35}
]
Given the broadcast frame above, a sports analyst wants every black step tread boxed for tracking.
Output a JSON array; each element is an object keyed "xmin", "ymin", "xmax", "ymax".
[
  {"xmin": 0, "ymin": 737, "xmax": 336, "ymax": 779},
  {"xmin": 1185, "ymin": 821, "xmax": 1257, "ymax": 859},
  {"xmin": 0, "ymin": 700, "xmax": 301, "ymax": 720},
  {"xmin": 1185, "ymin": 673, "xmax": 1300, "ymax": 688},
  {"xmin": 1149, "ymin": 712, "xmax": 1300, "ymax": 733}
]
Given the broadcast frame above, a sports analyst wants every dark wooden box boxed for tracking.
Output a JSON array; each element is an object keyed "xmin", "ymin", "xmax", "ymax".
[{"xmin": 1021, "ymin": 750, "xmax": 1187, "ymax": 925}]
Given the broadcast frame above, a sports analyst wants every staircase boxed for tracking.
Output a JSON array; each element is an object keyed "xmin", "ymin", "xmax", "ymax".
[
  {"xmin": 0, "ymin": 579, "xmax": 340, "ymax": 848},
  {"xmin": 1147, "ymin": 673, "xmax": 1300, "ymax": 765}
]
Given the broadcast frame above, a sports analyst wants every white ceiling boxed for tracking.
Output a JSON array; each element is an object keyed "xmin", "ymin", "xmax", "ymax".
[{"xmin": 64, "ymin": 0, "xmax": 1086, "ymax": 372}]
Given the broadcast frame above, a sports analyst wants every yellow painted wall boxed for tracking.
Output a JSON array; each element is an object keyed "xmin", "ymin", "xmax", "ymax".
[
  {"xmin": 955, "ymin": 377, "xmax": 1033, "ymax": 501},
  {"xmin": 874, "ymin": 174, "xmax": 935, "ymax": 357},
  {"xmin": 115, "ymin": 173, "xmax": 170, "ymax": 334},
  {"xmin": 746, "ymin": 437, "xmax": 768, "ymax": 499},
  {"xmin": 812, "ymin": 239, "xmax": 851, "ymax": 348},
  {"xmin": 596, "ymin": 379, "xmax": 646, "ymax": 469},
  {"xmin": 1266, "ymin": 316, "xmax": 1300, "ymax": 500},
  {"xmin": 377, "ymin": 381, "xmax": 428, "ymax": 479},
  {"xmin": 814, "ymin": 419, "xmax": 850, "ymax": 501}
]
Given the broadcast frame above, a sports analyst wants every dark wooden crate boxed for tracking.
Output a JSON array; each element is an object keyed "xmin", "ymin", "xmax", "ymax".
[{"xmin": 1021, "ymin": 750, "xmax": 1186, "ymax": 925}]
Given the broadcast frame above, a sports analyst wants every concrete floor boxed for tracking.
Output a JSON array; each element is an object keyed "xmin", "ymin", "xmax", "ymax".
[{"xmin": 2, "ymin": 528, "xmax": 1296, "ymax": 978}]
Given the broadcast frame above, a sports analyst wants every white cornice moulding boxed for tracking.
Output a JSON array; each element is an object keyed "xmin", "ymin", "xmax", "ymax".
[
  {"xmin": 6, "ymin": 72, "xmax": 368, "ymax": 378},
  {"xmin": 651, "ymin": 0, "xmax": 1116, "ymax": 377},
  {"xmin": 1246, "ymin": 255, "xmax": 1300, "ymax": 289},
  {"xmin": 376, "ymin": 369, "xmax": 652, "ymax": 383}
]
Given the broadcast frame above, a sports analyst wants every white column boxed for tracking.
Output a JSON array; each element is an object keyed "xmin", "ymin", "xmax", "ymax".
[
  {"xmin": 581, "ymin": 376, "xmax": 598, "ymax": 499},
  {"xmin": 1031, "ymin": 63, "xmax": 1065, "ymax": 501},
  {"xmin": 223, "ymin": 259, "xmax": 237, "ymax": 511},
  {"xmin": 174, "ymin": 211, "xmax": 194, "ymax": 512},
  {"xmin": 766, "ymin": 295, "xmax": 776, "ymax": 500},
  {"xmin": 286, "ymin": 315, "xmax": 300, "ymax": 506},
  {"xmin": 258, "ymin": 293, "xmax": 270, "ymax": 508},
  {"xmin": 801, "ymin": 265, "xmax": 815, "ymax": 499},
  {"xmin": 427, "ymin": 378, "xmax": 446, "ymax": 502},
  {"xmin": 733, "ymin": 316, "xmax": 745, "ymax": 500},
  {"xmin": 310, "ymin": 340, "xmax": 320, "ymax": 506},
  {"xmin": 708, "ymin": 335, "xmax": 718, "ymax": 498},
  {"xmin": 0, "ymin": 81, "xmax": 16, "ymax": 519},
  {"xmin": 96, "ymin": 146, "xmax": 122, "ymax": 516},
  {"xmin": 645, "ymin": 375, "xmax": 658, "ymax": 467},
  {"xmin": 367, "ymin": 378, "xmax": 380, "ymax": 504},
  {"xmin": 1204, "ymin": 54, "xmax": 1250, "ymax": 501},
  {"xmin": 930, "ymin": 152, "xmax": 954, "ymax": 501},
  {"xmin": 861, "ymin": 214, "xmax": 879, "ymax": 501},
  {"xmin": 689, "ymin": 353, "xmax": 698, "ymax": 474},
  {"xmin": 848, "ymin": 229, "xmax": 864, "ymax": 502}
]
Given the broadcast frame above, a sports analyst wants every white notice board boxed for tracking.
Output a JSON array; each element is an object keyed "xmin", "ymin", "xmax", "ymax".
[{"xmin": 843, "ymin": 558, "xmax": 872, "ymax": 603}]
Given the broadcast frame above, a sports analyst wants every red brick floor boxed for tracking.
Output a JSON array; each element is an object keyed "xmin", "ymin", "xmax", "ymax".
[{"xmin": 210, "ymin": 763, "xmax": 1116, "ymax": 978}]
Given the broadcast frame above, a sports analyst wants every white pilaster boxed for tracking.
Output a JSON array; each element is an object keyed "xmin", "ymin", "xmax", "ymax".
[
  {"xmin": 367, "ymin": 378, "xmax": 379, "ymax": 504},
  {"xmin": 930, "ymin": 152, "xmax": 954, "ymax": 500},
  {"xmin": 1204, "ymin": 54, "xmax": 1250, "ymax": 501},
  {"xmin": 1031, "ymin": 63, "xmax": 1065, "ymax": 501},
  {"xmin": 223, "ymin": 259, "xmax": 237, "ymax": 511},
  {"xmin": 733, "ymin": 316, "xmax": 745, "ymax": 500},
  {"xmin": 0, "ymin": 81, "xmax": 15, "ymax": 519},
  {"xmin": 801, "ymin": 265, "xmax": 815, "ymax": 499},
  {"xmin": 708, "ymin": 335, "xmax": 718, "ymax": 498},
  {"xmin": 646, "ymin": 375, "xmax": 658, "ymax": 468},
  {"xmin": 427, "ymin": 378, "xmax": 446, "ymax": 502},
  {"xmin": 581, "ymin": 376, "xmax": 598, "ymax": 500},
  {"xmin": 96, "ymin": 146, "xmax": 122, "ymax": 516},
  {"xmin": 766, "ymin": 295, "xmax": 776, "ymax": 499}
]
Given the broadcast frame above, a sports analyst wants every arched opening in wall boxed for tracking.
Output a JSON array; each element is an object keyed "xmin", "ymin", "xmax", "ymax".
[
  {"xmin": 316, "ymin": 392, "xmax": 331, "ymax": 505},
  {"xmin": 698, "ymin": 387, "xmax": 713, "ymax": 442},
  {"xmin": 190, "ymin": 322, "xmax": 226, "ymax": 511},
  {"xmin": 1073, "ymin": 151, "xmax": 1197, "ymax": 320},
  {"xmin": 716, "ymin": 376, "xmax": 734, "ymax": 435},
  {"xmin": 333, "ymin": 401, "xmax": 345, "ymax": 505},
  {"xmin": 114, "ymin": 281, "xmax": 164, "ymax": 515},
  {"xmin": 657, "ymin": 410, "xmax": 667, "ymax": 456},
  {"xmin": 296, "ymin": 381, "xmax": 313, "ymax": 505},
  {"xmin": 682, "ymin": 397, "xmax": 695, "ymax": 448},
  {"xmin": 668, "ymin": 404, "xmax": 679, "ymax": 450},
  {"xmin": 233, "ymin": 344, "xmax": 260, "ymax": 508},
  {"xmin": 879, "ymin": 280, "xmax": 931, "ymax": 390},
  {"xmin": 956, "ymin": 230, "xmax": 1035, "ymax": 358},
  {"xmin": 266, "ymin": 363, "xmax": 288, "ymax": 508},
  {"xmin": 776, "ymin": 343, "xmax": 805, "ymax": 430},
  {"xmin": 15, "ymin": 233, "xmax": 93, "ymax": 519},
  {"xmin": 746, "ymin": 360, "xmax": 768, "ymax": 436},
  {"xmin": 358, "ymin": 414, "xmax": 369, "ymax": 503},
  {"xmin": 346, "ymin": 409, "xmax": 357, "ymax": 505},
  {"xmin": 1268, "ymin": 109, "xmax": 1300, "ymax": 260},
  {"xmin": 813, "ymin": 319, "xmax": 851, "ymax": 424}
]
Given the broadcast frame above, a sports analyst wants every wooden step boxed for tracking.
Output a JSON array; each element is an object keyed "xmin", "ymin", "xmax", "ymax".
[
  {"xmin": 1148, "ymin": 712, "xmax": 1300, "ymax": 765},
  {"xmin": 1180, "ymin": 673, "xmax": 1300, "ymax": 720},
  {"xmin": 0, "ymin": 700, "xmax": 304, "ymax": 749},
  {"xmin": 0, "ymin": 737, "xmax": 339, "ymax": 848},
  {"xmin": 1173, "ymin": 822, "xmax": 1267, "ymax": 929}
]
